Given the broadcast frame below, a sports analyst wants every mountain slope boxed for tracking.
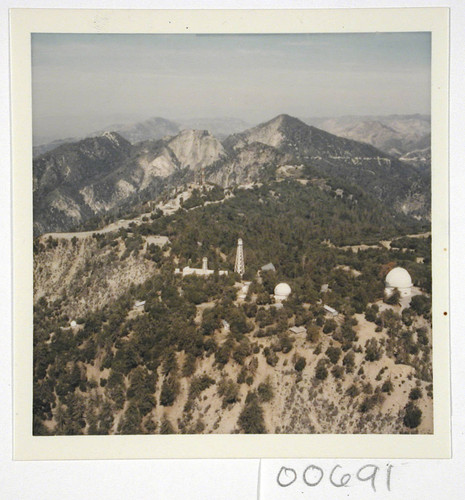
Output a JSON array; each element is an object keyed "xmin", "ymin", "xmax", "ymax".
[
  {"xmin": 33, "ymin": 113, "xmax": 430, "ymax": 236},
  {"xmin": 33, "ymin": 180, "xmax": 432, "ymax": 436},
  {"xmin": 225, "ymin": 114, "xmax": 394, "ymax": 159},
  {"xmin": 303, "ymin": 114, "xmax": 431, "ymax": 156},
  {"xmin": 167, "ymin": 129, "xmax": 226, "ymax": 170},
  {"xmin": 221, "ymin": 114, "xmax": 429, "ymax": 219},
  {"xmin": 34, "ymin": 129, "xmax": 226, "ymax": 235},
  {"xmin": 95, "ymin": 117, "xmax": 181, "ymax": 144}
]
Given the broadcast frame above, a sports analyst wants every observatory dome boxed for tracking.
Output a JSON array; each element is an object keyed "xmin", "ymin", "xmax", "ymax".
[
  {"xmin": 385, "ymin": 267, "xmax": 413, "ymax": 297},
  {"xmin": 274, "ymin": 282, "xmax": 291, "ymax": 301}
]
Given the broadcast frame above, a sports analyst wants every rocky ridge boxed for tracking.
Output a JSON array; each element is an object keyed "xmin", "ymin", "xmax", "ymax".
[{"xmin": 34, "ymin": 114, "xmax": 430, "ymax": 235}]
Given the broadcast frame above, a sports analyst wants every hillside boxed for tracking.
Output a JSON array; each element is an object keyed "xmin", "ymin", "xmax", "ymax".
[
  {"xmin": 303, "ymin": 114, "xmax": 431, "ymax": 157},
  {"xmin": 33, "ymin": 114, "xmax": 430, "ymax": 236},
  {"xmin": 33, "ymin": 177, "xmax": 432, "ymax": 436}
]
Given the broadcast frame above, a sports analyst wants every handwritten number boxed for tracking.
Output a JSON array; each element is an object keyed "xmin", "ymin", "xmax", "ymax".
[
  {"xmin": 329, "ymin": 465, "xmax": 351, "ymax": 487},
  {"xmin": 357, "ymin": 464, "xmax": 379, "ymax": 492},
  {"xmin": 387, "ymin": 464, "xmax": 393, "ymax": 491},
  {"xmin": 277, "ymin": 466, "xmax": 297, "ymax": 487},
  {"xmin": 303, "ymin": 465, "xmax": 324, "ymax": 487}
]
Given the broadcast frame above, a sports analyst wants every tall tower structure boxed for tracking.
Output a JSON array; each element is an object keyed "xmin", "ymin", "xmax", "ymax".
[{"xmin": 234, "ymin": 238, "xmax": 245, "ymax": 279}]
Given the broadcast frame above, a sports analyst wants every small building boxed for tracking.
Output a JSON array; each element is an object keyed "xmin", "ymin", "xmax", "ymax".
[
  {"xmin": 175, "ymin": 257, "xmax": 228, "ymax": 277},
  {"xmin": 261, "ymin": 262, "xmax": 276, "ymax": 272},
  {"xmin": 70, "ymin": 320, "xmax": 77, "ymax": 328},
  {"xmin": 221, "ymin": 319, "xmax": 230, "ymax": 331},
  {"xmin": 289, "ymin": 325, "xmax": 307, "ymax": 335},
  {"xmin": 323, "ymin": 304, "xmax": 338, "ymax": 317},
  {"xmin": 134, "ymin": 300, "xmax": 146, "ymax": 310},
  {"xmin": 320, "ymin": 283, "xmax": 329, "ymax": 293}
]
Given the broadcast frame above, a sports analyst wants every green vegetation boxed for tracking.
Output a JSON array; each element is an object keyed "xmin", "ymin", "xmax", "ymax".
[
  {"xmin": 32, "ymin": 175, "xmax": 432, "ymax": 435},
  {"xmin": 238, "ymin": 391, "xmax": 266, "ymax": 434},
  {"xmin": 403, "ymin": 402, "xmax": 422, "ymax": 429}
]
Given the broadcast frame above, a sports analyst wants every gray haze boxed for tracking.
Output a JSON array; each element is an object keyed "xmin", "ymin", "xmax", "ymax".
[{"xmin": 32, "ymin": 33, "xmax": 431, "ymax": 144}]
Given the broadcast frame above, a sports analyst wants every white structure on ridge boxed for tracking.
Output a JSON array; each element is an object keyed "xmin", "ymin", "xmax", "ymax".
[
  {"xmin": 175, "ymin": 257, "xmax": 228, "ymax": 277},
  {"xmin": 274, "ymin": 282, "xmax": 291, "ymax": 302},
  {"xmin": 385, "ymin": 267, "xmax": 413, "ymax": 297},
  {"xmin": 234, "ymin": 238, "xmax": 245, "ymax": 278},
  {"xmin": 323, "ymin": 304, "xmax": 338, "ymax": 317}
]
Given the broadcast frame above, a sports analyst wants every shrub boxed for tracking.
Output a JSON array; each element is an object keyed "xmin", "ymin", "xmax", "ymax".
[
  {"xmin": 182, "ymin": 353, "xmax": 196, "ymax": 377},
  {"xmin": 381, "ymin": 379, "xmax": 394, "ymax": 393},
  {"xmin": 410, "ymin": 295, "xmax": 431, "ymax": 317},
  {"xmin": 323, "ymin": 319, "xmax": 337, "ymax": 334},
  {"xmin": 346, "ymin": 384, "xmax": 359, "ymax": 397},
  {"xmin": 294, "ymin": 356, "xmax": 307, "ymax": 372},
  {"xmin": 160, "ymin": 375, "xmax": 179, "ymax": 406},
  {"xmin": 364, "ymin": 338, "xmax": 383, "ymax": 362},
  {"xmin": 365, "ymin": 304, "xmax": 379, "ymax": 323},
  {"xmin": 409, "ymin": 387, "xmax": 423, "ymax": 400},
  {"xmin": 189, "ymin": 374, "xmax": 215, "ymax": 400},
  {"xmin": 326, "ymin": 346, "xmax": 342, "ymax": 365},
  {"xmin": 331, "ymin": 365, "xmax": 344, "ymax": 379},
  {"xmin": 160, "ymin": 417, "xmax": 175, "ymax": 434},
  {"xmin": 263, "ymin": 347, "xmax": 278, "ymax": 367},
  {"xmin": 342, "ymin": 351, "xmax": 355, "ymax": 373},
  {"xmin": 385, "ymin": 289, "xmax": 400, "ymax": 305},
  {"xmin": 218, "ymin": 378, "xmax": 240, "ymax": 408},
  {"xmin": 257, "ymin": 379, "xmax": 274, "ymax": 402},
  {"xmin": 306, "ymin": 325, "xmax": 320, "ymax": 343},
  {"xmin": 238, "ymin": 392, "xmax": 266, "ymax": 434},
  {"xmin": 403, "ymin": 402, "xmax": 422, "ymax": 428},
  {"xmin": 315, "ymin": 359, "xmax": 328, "ymax": 380}
]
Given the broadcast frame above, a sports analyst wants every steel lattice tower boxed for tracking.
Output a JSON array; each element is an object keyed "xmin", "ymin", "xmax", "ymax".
[{"xmin": 234, "ymin": 238, "xmax": 245, "ymax": 278}]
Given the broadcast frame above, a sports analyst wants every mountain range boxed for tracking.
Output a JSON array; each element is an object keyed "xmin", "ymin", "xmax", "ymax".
[
  {"xmin": 303, "ymin": 114, "xmax": 431, "ymax": 157},
  {"xmin": 33, "ymin": 114, "xmax": 430, "ymax": 236},
  {"xmin": 33, "ymin": 117, "xmax": 251, "ymax": 157}
]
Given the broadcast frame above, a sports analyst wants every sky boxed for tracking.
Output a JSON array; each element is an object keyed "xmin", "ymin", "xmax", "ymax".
[{"xmin": 31, "ymin": 32, "xmax": 431, "ymax": 144}]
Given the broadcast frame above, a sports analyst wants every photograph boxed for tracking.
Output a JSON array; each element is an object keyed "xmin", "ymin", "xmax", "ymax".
[{"xmin": 30, "ymin": 30, "xmax": 435, "ymax": 437}]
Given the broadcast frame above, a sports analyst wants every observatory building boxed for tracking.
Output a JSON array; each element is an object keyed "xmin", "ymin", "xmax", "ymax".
[
  {"xmin": 175, "ymin": 257, "xmax": 228, "ymax": 277},
  {"xmin": 385, "ymin": 267, "xmax": 413, "ymax": 297},
  {"xmin": 274, "ymin": 282, "xmax": 292, "ymax": 302}
]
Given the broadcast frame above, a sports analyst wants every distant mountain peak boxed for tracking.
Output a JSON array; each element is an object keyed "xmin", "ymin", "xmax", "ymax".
[
  {"xmin": 100, "ymin": 130, "xmax": 129, "ymax": 146},
  {"xmin": 262, "ymin": 113, "xmax": 308, "ymax": 130}
]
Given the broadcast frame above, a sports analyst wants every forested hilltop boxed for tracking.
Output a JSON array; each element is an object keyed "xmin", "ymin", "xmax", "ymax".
[{"xmin": 33, "ymin": 172, "xmax": 432, "ymax": 435}]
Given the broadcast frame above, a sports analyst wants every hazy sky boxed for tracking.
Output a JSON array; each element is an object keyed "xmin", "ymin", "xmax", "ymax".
[{"xmin": 32, "ymin": 32, "xmax": 431, "ymax": 143}]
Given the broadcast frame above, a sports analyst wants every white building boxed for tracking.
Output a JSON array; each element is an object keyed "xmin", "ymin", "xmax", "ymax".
[
  {"xmin": 323, "ymin": 304, "xmax": 338, "ymax": 317},
  {"xmin": 385, "ymin": 267, "xmax": 413, "ymax": 297},
  {"xmin": 175, "ymin": 257, "xmax": 228, "ymax": 277},
  {"xmin": 274, "ymin": 282, "xmax": 292, "ymax": 302},
  {"xmin": 289, "ymin": 325, "xmax": 307, "ymax": 335}
]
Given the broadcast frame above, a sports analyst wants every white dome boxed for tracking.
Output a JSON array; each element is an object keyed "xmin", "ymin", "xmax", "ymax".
[
  {"xmin": 385, "ymin": 267, "xmax": 413, "ymax": 289},
  {"xmin": 274, "ymin": 282, "xmax": 291, "ymax": 299}
]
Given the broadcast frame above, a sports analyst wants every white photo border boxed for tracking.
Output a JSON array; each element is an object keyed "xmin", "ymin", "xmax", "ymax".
[{"xmin": 11, "ymin": 7, "xmax": 450, "ymax": 460}]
